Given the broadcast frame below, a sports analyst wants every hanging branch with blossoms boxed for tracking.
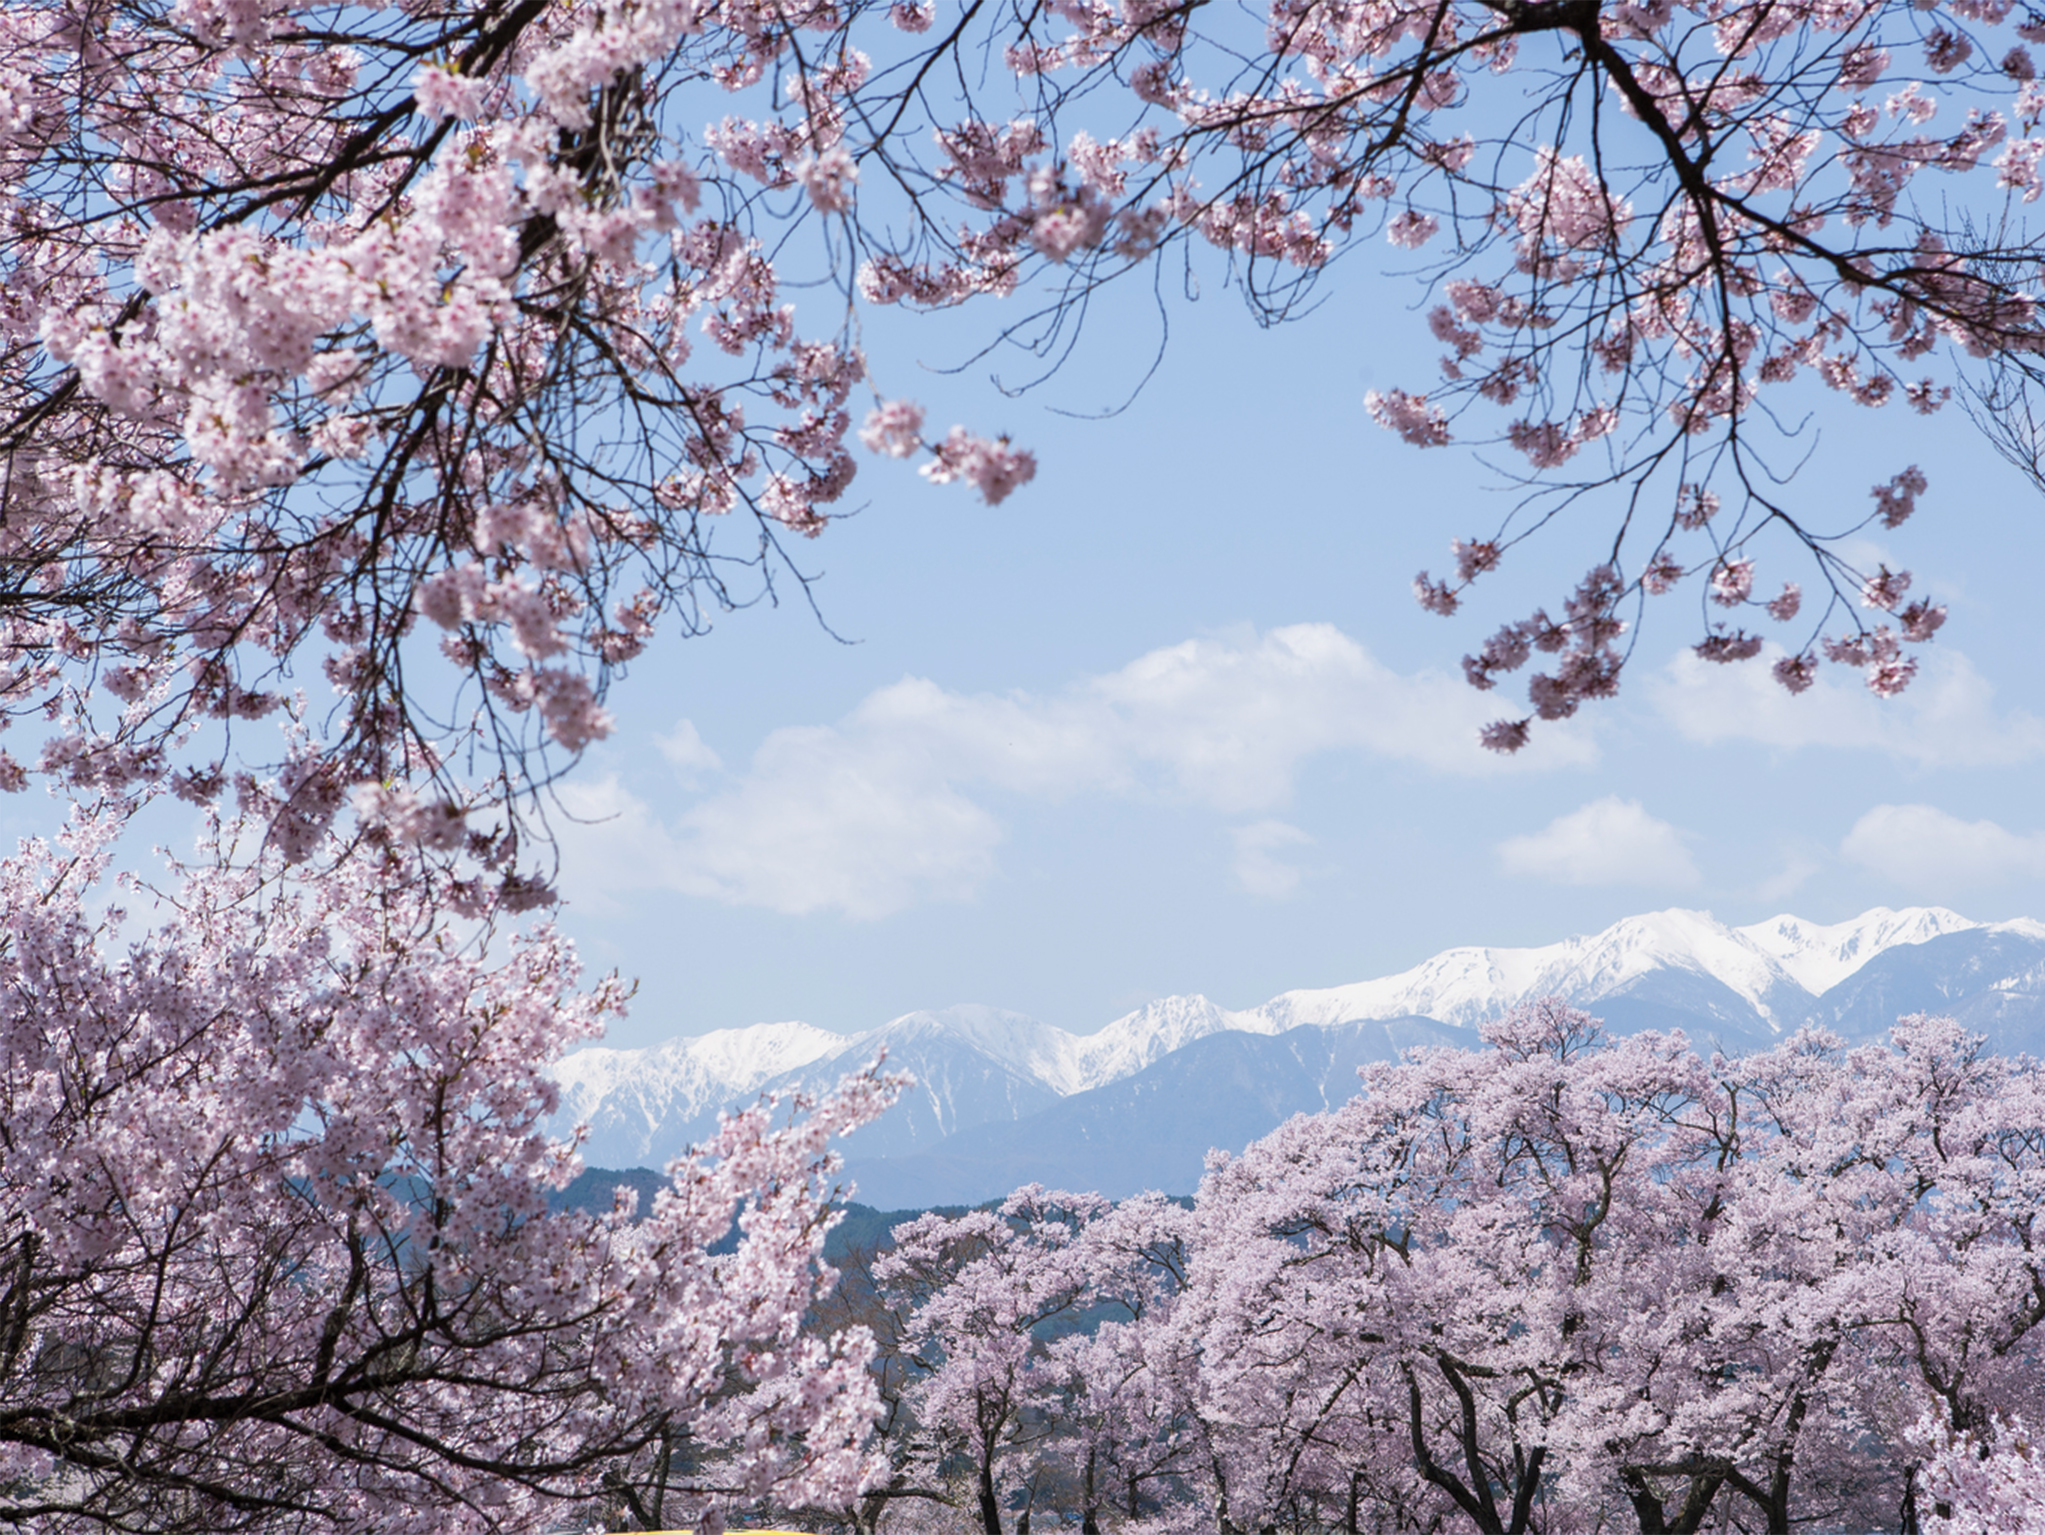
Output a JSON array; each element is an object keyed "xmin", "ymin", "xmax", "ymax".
[
  {"xmin": 795, "ymin": 0, "xmax": 2044, "ymax": 748},
  {"xmin": 0, "ymin": 0, "xmax": 1052, "ymax": 888},
  {"xmin": 9, "ymin": 0, "xmax": 2045, "ymax": 859}
]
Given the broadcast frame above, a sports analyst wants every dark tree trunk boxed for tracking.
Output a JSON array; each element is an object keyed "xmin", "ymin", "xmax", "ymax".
[
  {"xmin": 1214, "ymin": 1455, "xmax": 1239, "ymax": 1535},
  {"xmin": 1621, "ymin": 1468, "xmax": 1727, "ymax": 1535},
  {"xmin": 1404, "ymin": 1362, "xmax": 1546, "ymax": 1535},
  {"xmin": 979, "ymin": 1459, "xmax": 1003, "ymax": 1535}
]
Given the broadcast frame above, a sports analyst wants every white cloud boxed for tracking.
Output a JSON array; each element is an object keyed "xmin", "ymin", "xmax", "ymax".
[
  {"xmin": 559, "ymin": 624, "xmax": 1593, "ymax": 920},
  {"xmin": 656, "ymin": 719, "xmax": 723, "ymax": 780},
  {"xmin": 557, "ymin": 768, "xmax": 1001, "ymax": 922},
  {"xmin": 1232, "ymin": 820, "xmax": 1314, "ymax": 899},
  {"xmin": 1497, "ymin": 797, "xmax": 1701, "ymax": 888},
  {"xmin": 1841, "ymin": 804, "xmax": 2045, "ymax": 891},
  {"xmin": 553, "ymin": 775, "xmax": 689, "ymax": 913},
  {"xmin": 1647, "ymin": 646, "xmax": 2045, "ymax": 768}
]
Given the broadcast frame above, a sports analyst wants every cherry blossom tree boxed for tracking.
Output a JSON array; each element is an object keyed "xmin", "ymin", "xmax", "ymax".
[
  {"xmin": 1034, "ymin": 1312, "xmax": 1196, "ymax": 1535},
  {"xmin": 10, "ymin": 0, "xmax": 2045, "ymax": 836},
  {"xmin": 1164, "ymin": 1001, "xmax": 1732, "ymax": 1535},
  {"xmin": 875, "ymin": 1191, "xmax": 1118, "ymax": 1535},
  {"xmin": 0, "ymin": 805, "xmax": 897, "ymax": 1534},
  {"xmin": 1026, "ymin": 1199, "xmax": 1193, "ymax": 1535},
  {"xmin": 805, "ymin": 1225, "xmax": 1006, "ymax": 1535},
  {"xmin": 872, "ymin": 1189, "xmax": 1189, "ymax": 1535},
  {"xmin": 1814, "ymin": 1018, "xmax": 2045, "ymax": 1532},
  {"xmin": 884, "ymin": 1006, "xmax": 2045, "ymax": 1535}
]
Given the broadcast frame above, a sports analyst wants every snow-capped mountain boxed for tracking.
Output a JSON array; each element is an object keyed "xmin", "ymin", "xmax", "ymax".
[
  {"xmin": 846, "ymin": 1015, "xmax": 1471, "ymax": 1209},
  {"xmin": 549, "ymin": 1020, "xmax": 845, "ymax": 1168},
  {"xmin": 550, "ymin": 905, "xmax": 2045, "ymax": 1195},
  {"xmin": 555, "ymin": 995, "xmax": 1298, "ymax": 1167},
  {"xmin": 1241, "ymin": 906, "xmax": 2011, "ymax": 1043},
  {"xmin": 1737, "ymin": 907, "xmax": 1989, "ymax": 995}
]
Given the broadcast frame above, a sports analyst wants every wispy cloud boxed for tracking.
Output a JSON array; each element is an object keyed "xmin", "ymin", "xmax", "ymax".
[
  {"xmin": 560, "ymin": 624, "xmax": 1592, "ymax": 919},
  {"xmin": 1751, "ymin": 853, "xmax": 1822, "ymax": 905},
  {"xmin": 1497, "ymin": 797, "xmax": 1701, "ymax": 888},
  {"xmin": 1647, "ymin": 647, "xmax": 2045, "ymax": 768},
  {"xmin": 656, "ymin": 719, "xmax": 723, "ymax": 780},
  {"xmin": 1232, "ymin": 820, "xmax": 1314, "ymax": 899},
  {"xmin": 1841, "ymin": 804, "xmax": 2045, "ymax": 891}
]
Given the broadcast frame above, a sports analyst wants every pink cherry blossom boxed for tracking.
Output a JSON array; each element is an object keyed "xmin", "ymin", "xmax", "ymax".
[
  {"xmin": 1480, "ymin": 717, "xmax": 1532, "ymax": 752},
  {"xmin": 861, "ymin": 398, "xmax": 928, "ymax": 457},
  {"xmin": 1695, "ymin": 627, "xmax": 1765, "ymax": 662},
  {"xmin": 1387, "ymin": 209, "xmax": 1440, "ymax": 248},
  {"xmin": 1862, "ymin": 564, "xmax": 1913, "ymax": 610},
  {"xmin": 1365, "ymin": 388, "xmax": 1450, "ymax": 447},
  {"xmin": 1669, "ymin": 485, "xmax": 1717, "ymax": 531},
  {"xmin": 1413, "ymin": 573, "xmax": 1460, "ymax": 615},
  {"xmin": 1774, "ymin": 650, "xmax": 1818, "ymax": 691},
  {"xmin": 1505, "ymin": 149, "xmax": 1633, "ymax": 252},
  {"xmin": 412, "ymin": 65, "xmax": 490, "ymax": 122},
  {"xmin": 800, "ymin": 146, "xmax": 860, "ymax": 212},
  {"xmin": 1453, "ymin": 537, "xmax": 1501, "ymax": 581},
  {"xmin": 1873, "ymin": 465, "xmax": 1931, "ymax": 526},
  {"xmin": 919, "ymin": 427, "xmax": 1038, "ymax": 504},
  {"xmin": 1709, "ymin": 556, "xmax": 1755, "ymax": 605},
  {"xmin": 1900, "ymin": 597, "xmax": 1949, "ymax": 641}
]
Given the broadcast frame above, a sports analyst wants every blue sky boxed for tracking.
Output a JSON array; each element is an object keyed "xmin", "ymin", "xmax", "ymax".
[{"xmin": 540, "ymin": 257, "xmax": 2045, "ymax": 1047}]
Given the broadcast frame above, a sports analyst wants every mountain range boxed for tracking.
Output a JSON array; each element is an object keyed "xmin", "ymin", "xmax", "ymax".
[{"xmin": 548, "ymin": 905, "xmax": 2045, "ymax": 1207}]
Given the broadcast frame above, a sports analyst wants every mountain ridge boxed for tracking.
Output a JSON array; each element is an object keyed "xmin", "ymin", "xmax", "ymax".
[{"xmin": 550, "ymin": 905, "xmax": 2045, "ymax": 1193}]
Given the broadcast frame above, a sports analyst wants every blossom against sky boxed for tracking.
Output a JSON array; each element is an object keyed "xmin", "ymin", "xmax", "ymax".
[{"xmin": 546, "ymin": 272, "xmax": 2045, "ymax": 1046}]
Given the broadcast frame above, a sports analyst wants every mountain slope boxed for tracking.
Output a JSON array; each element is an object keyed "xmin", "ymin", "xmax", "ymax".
[
  {"xmin": 552, "ymin": 1020, "xmax": 844, "ymax": 1168},
  {"xmin": 1805, "ymin": 925, "xmax": 2045, "ymax": 1051},
  {"xmin": 843, "ymin": 1016, "xmax": 1468, "ymax": 1207},
  {"xmin": 756, "ymin": 1007, "xmax": 1068, "ymax": 1161}
]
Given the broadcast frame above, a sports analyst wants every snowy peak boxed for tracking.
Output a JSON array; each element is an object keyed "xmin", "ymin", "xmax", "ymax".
[
  {"xmin": 1244, "ymin": 905, "xmax": 2012, "ymax": 1037},
  {"xmin": 840, "ymin": 996, "xmax": 1280, "ymax": 1098},
  {"xmin": 553, "ymin": 1019, "xmax": 841, "ymax": 1096},
  {"xmin": 859, "ymin": 1005, "xmax": 1087, "ymax": 1094},
  {"xmin": 681, "ymin": 1019, "xmax": 847, "ymax": 1090},
  {"xmin": 1250, "ymin": 907, "xmax": 1799, "ymax": 1032},
  {"xmin": 1068, "ymin": 994, "xmax": 1273, "ymax": 1086},
  {"xmin": 1735, "ymin": 907, "xmax": 1979, "ymax": 996},
  {"xmin": 548, "ymin": 1020, "xmax": 844, "ymax": 1153}
]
